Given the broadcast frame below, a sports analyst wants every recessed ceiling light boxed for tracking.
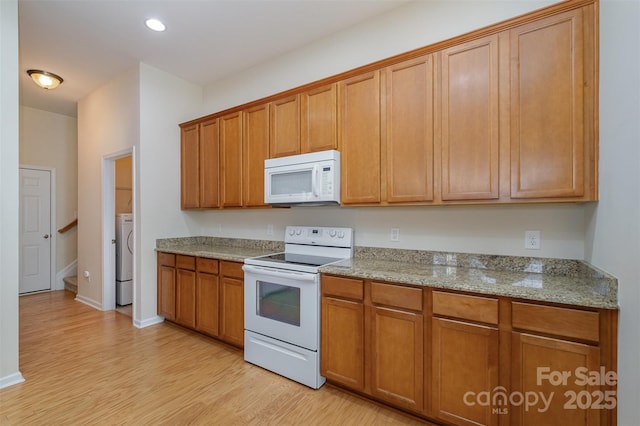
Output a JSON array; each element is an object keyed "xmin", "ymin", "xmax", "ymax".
[{"xmin": 145, "ymin": 18, "xmax": 166, "ymax": 32}]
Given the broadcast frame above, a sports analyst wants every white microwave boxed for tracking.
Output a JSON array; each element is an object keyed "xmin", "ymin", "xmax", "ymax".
[{"xmin": 264, "ymin": 150, "xmax": 340, "ymax": 206}]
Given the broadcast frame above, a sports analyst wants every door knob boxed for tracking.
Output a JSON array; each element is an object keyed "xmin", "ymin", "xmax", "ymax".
[
  {"xmin": 43, "ymin": 234, "xmax": 49, "ymax": 239},
  {"xmin": 112, "ymin": 239, "xmax": 116, "ymax": 244}
]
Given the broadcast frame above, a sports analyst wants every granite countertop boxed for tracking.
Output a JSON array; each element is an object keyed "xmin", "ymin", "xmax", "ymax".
[
  {"xmin": 156, "ymin": 237, "xmax": 618, "ymax": 310},
  {"xmin": 155, "ymin": 236, "xmax": 283, "ymax": 263},
  {"xmin": 320, "ymin": 248, "xmax": 618, "ymax": 310}
]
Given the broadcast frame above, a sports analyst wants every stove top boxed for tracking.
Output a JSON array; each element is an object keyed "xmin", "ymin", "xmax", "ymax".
[{"xmin": 244, "ymin": 226, "xmax": 353, "ymax": 273}]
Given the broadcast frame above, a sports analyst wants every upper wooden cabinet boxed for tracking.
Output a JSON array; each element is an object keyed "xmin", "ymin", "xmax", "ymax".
[
  {"xmin": 510, "ymin": 7, "xmax": 595, "ymax": 200},
  {"xmin": 180, "ymin": 2, "xmax": 597, "ymax": 209},
  {"xmin": 244, "ymin": 104, "xmax": 270, "ymax": 207},
  {"xmin": 270, "ymin": 95, "xmax": 300, "ymax": 158},
  {"xmin": 339, "ymin": 71, "xmax": 382, "ymax": 205},
  {"xmin": 220, "ymin": 111, "xmax": 244, "ymax": 207},
  {"xmin": 384, "ymin": 55, "xmax": 434, "ymax": 203},
  {"xmin": 439, "ymin": 35, "xmax": 500, "ymax": 201},
  {"xmin": 301, "ymin": 83, "xmax": 338, "ymax": 153},
  {"xmin": 180, "ymin": 118, "xmax": 220, "ymax": 209}
]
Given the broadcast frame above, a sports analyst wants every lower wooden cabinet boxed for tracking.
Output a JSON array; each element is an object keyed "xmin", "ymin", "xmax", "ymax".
[
  {"xmin": 320, "ymin": 275, "xmax": 617, "ymax": 426},
  {"xmin": 157, "ymin": 253, "xmax": 242, "ymax": 347},
  {"xmin": 220, "ymin": 261, "xmax": 245, "ymax": 347},
  {"xmin": 320, "ymin": 275, "xmax": 365, "ymax": 390}
]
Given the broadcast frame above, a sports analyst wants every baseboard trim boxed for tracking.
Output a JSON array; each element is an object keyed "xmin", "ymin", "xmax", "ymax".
[
  {"xmin": 134, "ymin": 315, "xmax": 165, "ymax": 329},
  {"xmin": 75, "ymin": 294, "xmax": 103, "ymax": 311},
  {"xmin": 0, "ymin": 372, "xmax": 25, "ymax": 389},
  {"xmin": 55, "ymin": 259, "xmax": 77, "ymax": 291}
]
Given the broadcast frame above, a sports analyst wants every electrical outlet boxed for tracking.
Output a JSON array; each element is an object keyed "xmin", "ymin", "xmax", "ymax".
[
  {"xmin": 266, "ymin": 224, "xmax": 274, "ymax": 236},
  {"xmin": 390, "ymin": 228, "xmax": 400, "ymax": 242},
  {"xmin": 525, "ymin": 230, "xmax": 541, "ymax": 250}
]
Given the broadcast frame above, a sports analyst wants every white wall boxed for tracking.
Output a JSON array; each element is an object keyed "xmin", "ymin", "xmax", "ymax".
[
  {"xmin": 77, "ymin": 67, "xmax": 140, "ymax": 307},
  {"xmin": 0, "ymin": 0, "xmax": 23, "ymax": 388},
  {"xmin": 585, "ymin": 1, "xmax": 640, "ymax": 424},
  {"xmin": 19, "ymin": 106, "xmax": 78, "ymax": 273},
  {"xmin": 138, "ymin": 63, "xmax": 202, "ymax": 323}
]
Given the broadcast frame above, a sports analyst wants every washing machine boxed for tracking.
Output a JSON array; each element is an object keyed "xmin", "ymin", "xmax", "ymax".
[{"xmin": 116, "ymin": 213, "xmax": 133, "ymax": 305}]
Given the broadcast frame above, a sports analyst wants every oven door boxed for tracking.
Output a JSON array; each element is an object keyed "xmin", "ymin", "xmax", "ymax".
[{"xmin": 243, "ymin": 264, "xmax": 319, "ymax": 351}]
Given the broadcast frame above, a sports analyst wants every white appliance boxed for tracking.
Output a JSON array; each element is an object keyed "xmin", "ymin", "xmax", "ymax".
[
  {"xmin": 243, "ymin": 225, "xmax": 353, "ymax": 389},
  {"xmin": 115, "ymin": 213, "xmax": 133, "ymax": 306},
  {"xmin": 264, "ymin": 150, "xmax": 340, "ymax": 206}
]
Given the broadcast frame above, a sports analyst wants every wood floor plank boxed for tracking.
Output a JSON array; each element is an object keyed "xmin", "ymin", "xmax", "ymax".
[{"xmin": 0, "ymin": 291, "xmax": 428, "ymax": 425}]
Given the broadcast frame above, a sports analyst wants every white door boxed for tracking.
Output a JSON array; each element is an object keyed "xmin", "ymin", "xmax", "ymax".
[{"xmin": 19, "ymin": 168, "xmax": 52, "ymax": 294}]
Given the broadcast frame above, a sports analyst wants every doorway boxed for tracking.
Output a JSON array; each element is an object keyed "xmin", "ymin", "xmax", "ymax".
[
  {"xmin": 115, "ymin": 156, "xmax": 133, "ymax": 317},
  {"xmin": 19, "ymin": 167, "xmax": 55, "ymax": 294},
  {"xmin": 102, "ymin": 148, "xmax": 135, "ymax": 321}
]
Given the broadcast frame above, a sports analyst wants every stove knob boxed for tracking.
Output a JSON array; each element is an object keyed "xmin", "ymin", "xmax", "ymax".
[
  {"xmin": 288, "ymin": 228, "xmax": 295, "ymax": 236},
  {"xmin": 295, "ymin": 228, "xmax": 302, "ymax": 235},
  {"xmin": 337, "ymin": 231, "xmax": 344, "ymax": 238},
  {"xmin": 329, "ymin": 229, "xmax": 337, "ymax": 238}
]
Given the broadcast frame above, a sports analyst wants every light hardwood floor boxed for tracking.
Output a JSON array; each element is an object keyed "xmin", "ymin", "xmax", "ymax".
[{"xmin": 0, "ymin": 291, "xmax": 429, "ymax": 425}]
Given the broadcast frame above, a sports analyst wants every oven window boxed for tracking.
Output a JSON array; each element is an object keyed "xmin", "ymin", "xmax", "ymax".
[{"xmin": 257, "ymin": 281, "xmax": 300, "ymax": 327}]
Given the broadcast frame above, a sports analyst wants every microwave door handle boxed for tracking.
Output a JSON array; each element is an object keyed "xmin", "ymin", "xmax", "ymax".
[{"xmin": 312, "ymin": 165, "xmax": 319, "ymax": 197}]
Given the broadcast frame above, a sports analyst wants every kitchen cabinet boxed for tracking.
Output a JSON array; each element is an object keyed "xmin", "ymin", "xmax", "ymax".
[
  {"xmin": 321, "ymin": 275, "xmax": 425, "ymax": 414},
  {"xmin": 220, "ymin": 111, "xmax": 244, "ymax": 207},
  {"xmin": 384, "ymin": 55, "xmax": 434, "ymax": 203},
  {"xmin": 180, "ymin": 118, "xmax": 220, "ymax": 209},
  {"xmin": 220, "ymin": 260, "xmax": 245, "ymax": 348},
  {"xmin": 370, "ymin": 282, "xmax": 423, "ymax": 412},
  {"xmin": 157, "ymin": 253, "xmax": 244, "ymax": 348},
  {"xmin": 510, "ymin": 6, "xmax": 596, "ymax": 200},
  {"xmin": 439, "ymin": 35, "xmax": 500, "ymax": 201},
  {"xmin": 196, "ymin": 257, "xmax": 219, "ymax": 337},
  {"xmin": 320, "ymin": 275, "xmax": 365, "ymax": 391},
  {"xmin": 300, "ymin": 83, "xmax": 338, "ymax": 153},
  {"xmin": 510, "ymin": 302, "xmax": 603, "ymax": 426},
  {"xmin": 270, "ymin": 95, "xmax": 300, "ymax": 158},
  {"xmin": 430, "ymin": 291, "xmax": 499, "ymax": 426},
  {"xmin": 157, "ymin": 252, "xmax": 176, "ymax": 321},
  {"xmin": 339, "ymin": 71, "xmax": 382, "ymax": 205},
  {"xmin": 175, "ymin": 255, "xmax": 197, "ymax": 329},
  {"xmin": 243, "ymin": 104, "xmax": 270, "ymax": 207}
]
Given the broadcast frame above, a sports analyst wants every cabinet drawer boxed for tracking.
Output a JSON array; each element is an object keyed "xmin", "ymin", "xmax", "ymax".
[
  {"xmin": 176, "ymin": 255, "xmax": 196, "ymax": 271},
  {"xmin": 512, "ymin": 302, "xmax": 599, "ymax": 342},
  {"xmin": 221, "ymin": 260, "xmax": 243, "ymax": 278},
  {"xmin": 157, "ymin": 252, "xmax": 175, "ymax": 267},
  {"xmin": 322, "ymin": 275, "xmax": 364, "ymax": 301},
  {"xmin": 432, "ymin": 291, "xmax": 498, "ymax": 325},
  {"xmin": 371, "ymin": 282, "xmax": 422, "ymax": 311},
  {"xmin": 197, "ymin": 257, "xmax": 219, "ymax": 274}
]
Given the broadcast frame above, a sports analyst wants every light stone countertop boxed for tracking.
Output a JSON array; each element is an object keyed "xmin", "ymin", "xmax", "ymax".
[{"xmin": 156, "ymin": 237, "xmax": 618, "ymax": 310}]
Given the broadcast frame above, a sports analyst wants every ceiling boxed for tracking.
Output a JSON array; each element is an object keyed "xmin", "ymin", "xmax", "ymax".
[{"xmin": 18, "ymin": 0, "xmax": 411, "ymax": 117}]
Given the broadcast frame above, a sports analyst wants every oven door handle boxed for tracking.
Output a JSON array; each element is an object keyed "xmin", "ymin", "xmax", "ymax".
[{"xmin": 242, "ymin": 264, "xmax": 317, "ymax": 282}]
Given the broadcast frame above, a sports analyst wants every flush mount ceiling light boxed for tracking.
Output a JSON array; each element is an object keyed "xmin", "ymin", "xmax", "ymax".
[
  {"xmin": 145, "ymin": 18, "xmax": 166, "ymax": 32},
  {"xmin": 27, "ymin": 69, "xmax": 63, "ymax": 90}
]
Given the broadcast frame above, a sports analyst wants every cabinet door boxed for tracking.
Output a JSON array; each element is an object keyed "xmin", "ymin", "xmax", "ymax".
[
  {"xmin": 511, "ymin": 332, "xmax": 601, "ymax": 426},
  {"xmin": 301, "ymin": 83, "xmax": 338, "ymax": 153},
  {"xmin": 270, "ymin": 95, "xmax": 300, "ymax": 158},
  {"xmin": 510, "ymin": 8, "xmax": 586, "ymax": 199},
  {"xmin": 157, "ymin": 264, "xmax": 175, "ymax": 321},
  {"xmin": 371, "ymin": 305, "xmax": 423, "ymax": 412},
  {"xmin": 220, "ymin": 275, "xmax": 244, "ymax": 347},
  {"xmin": 385, "ymin": 55, "xmax": 434, "ymax": 203},
  {"xmin": 440, "ymin": 35, "xmax": 500, "ymax": 201},
  {"xmin": 320, "ymin": 296, "xmax": 365, "ymax": 391},
  {"xmin": 199, "ymin": 118, "xmax": 220, "ymax": 208},
  {"xmin": 176, "ymin": 268, "xmax": 196, "ymax": 328},
  {"xmin": 220, "ymin": 111, "xmax": 243, "ymax": 207},
  {"xmin": 196, "ymin": 272, "xmax": 219, "ymax": 337},
  {"xmin": 244, "ymin": 104, "xmax": 270, "ymax": 207},
  {"xmin": 180, "ymin": 123, "xmax": 200, "ymax": 209},
  {"xmin": 339, "ymin": 71, "xmax": 381, "ymax": 204},
  {"xmin": 431, "ymin": 318, "xmax": 499, "ymax": 426}
]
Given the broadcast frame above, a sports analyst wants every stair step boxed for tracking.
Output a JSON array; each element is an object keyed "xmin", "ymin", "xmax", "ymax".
[{"xmin": 63, "ymin": 275, "xmax": 77, "ymax": 294}]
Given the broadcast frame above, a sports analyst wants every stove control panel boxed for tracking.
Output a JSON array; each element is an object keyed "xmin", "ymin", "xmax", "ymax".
[{"xmin": 285, "ymin": 226, "xmax": 353, "ymax": 248}]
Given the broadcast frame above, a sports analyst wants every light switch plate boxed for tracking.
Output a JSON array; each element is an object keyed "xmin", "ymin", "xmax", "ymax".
[{"xmin": 390, "ymin": 228, "xmax": 400, "ymax": 242}]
